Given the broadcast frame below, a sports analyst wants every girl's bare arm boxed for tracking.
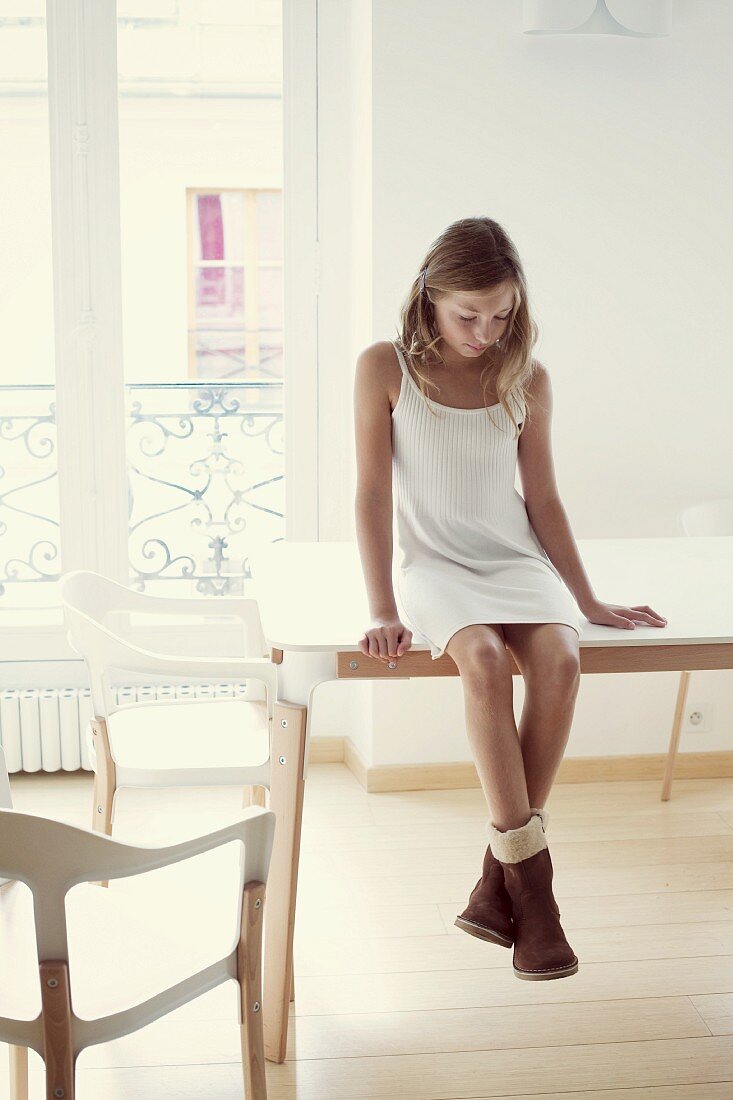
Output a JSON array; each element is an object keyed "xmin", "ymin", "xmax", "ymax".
[{"xmin": 353, "ymin": 344, "xmax": 399, "ymax": 620}]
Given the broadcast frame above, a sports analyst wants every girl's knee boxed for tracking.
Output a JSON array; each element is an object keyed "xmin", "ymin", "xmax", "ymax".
[{"xmin": 455, "ymin": 638, "xmax": 512, "ymax": 682}]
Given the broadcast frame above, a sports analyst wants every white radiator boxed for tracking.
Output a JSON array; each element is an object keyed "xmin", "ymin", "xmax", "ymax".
[{"xmin": 0, "ymin": 684, "xmax": 249, "ymax": 774}]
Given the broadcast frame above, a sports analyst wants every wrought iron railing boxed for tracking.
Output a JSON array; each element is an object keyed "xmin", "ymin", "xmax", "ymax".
[
  {"xmin": 0, "ymin": 385, "xmax": 59, "ymax": 599},
  {"xmin": 0, "ymin": 381, "xmax": 284, "ymax": 601}
]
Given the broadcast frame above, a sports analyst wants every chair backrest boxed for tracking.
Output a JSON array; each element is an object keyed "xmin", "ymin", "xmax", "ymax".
[
  {"xmin": 61, "ymin": 570, "xmax": 268, "ymax": 651},
  {"xmin": 0, "ymin": 801, "xmax": 275, "ymax": 1057},
  {"xmin": 679, "ymin": 498, "xmax": 733, "ymax": 536},
  {"xmin": 60, "ymin": 570, "xmax": 271, "ymax": 716}
]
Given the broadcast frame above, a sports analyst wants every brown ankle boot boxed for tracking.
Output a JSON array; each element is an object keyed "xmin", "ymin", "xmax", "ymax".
[
  {"xmin": 454, "ymin": 806, "xmax": 546, "ymax": 949},
  {"xmin": 487, "ymin": 809, "xmax": 578, "ymax": 981},
  {"xmin": 454, "ymin": 839, "xmax": 514, "ymax": 947}
]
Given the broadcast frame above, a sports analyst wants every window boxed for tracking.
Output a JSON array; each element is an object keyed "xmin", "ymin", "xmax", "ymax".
[
  {"xmin": 188, "ymin": 188, "xmax": 283, "ymax": 381},
  {"xmin": 0, "ymin": 0, "xmax": 309, "ymax": 659}
]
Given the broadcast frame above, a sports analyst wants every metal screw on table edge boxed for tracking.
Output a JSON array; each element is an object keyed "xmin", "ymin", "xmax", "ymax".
[
  {"xmin": 253, "ymin": 1001, "xmax": 261, "ymax": 1012},
  {"xmin": 46, "ymin": 978, "xmax": 59, "ymax": 988},
  {"xmin": 388, "ymin": 661, "xmax": 397, "ymax": 669},
  {"xmin": 254, "ymin": 898, "xmax": 262, "ymax": 909},
  {"xmin": 349, "ymin": 660, "xmax": 358, "ymax": 669},
  {"xmin": 280, "ymin": 718, "xmax": 288, "ymax": 727},
  {"xmin": 279, "ymin": 755, "xmax": 286, "ymax": 765},
  {"xmin": 97, "ymin": 805, "xmax": 103, "ymax": 813},
  {"xmin": 54, "ymin": 1089, "xmax": 65, "ymax": 1098}
]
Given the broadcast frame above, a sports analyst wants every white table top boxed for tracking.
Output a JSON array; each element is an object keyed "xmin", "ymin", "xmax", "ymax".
[{"xmin": 249, "ymin": 537, "xmax": 733, "ymax": 653}]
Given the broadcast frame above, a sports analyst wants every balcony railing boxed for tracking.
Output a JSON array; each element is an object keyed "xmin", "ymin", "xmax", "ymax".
[{"xmin": 0, "ymin": 381, "xmax": 284, "ymax": 603}]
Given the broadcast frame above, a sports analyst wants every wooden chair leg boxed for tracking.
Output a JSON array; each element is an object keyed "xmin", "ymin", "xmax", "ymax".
[
  {"xmin": 90, "ymin": 717, "xmax": 116, "ymax": 888},
  {"xmin": 661, "ymin": 670, "xmax": 691, "ymax": 802},
  {"xmin": 263, "ymin": 701, "xmax": 307, "ymax": 1064},
  {"xmin": 243, "ymin": 785, "xmax": 268, "ymax": 809},
  {"xmin": 238, "ymin": 880, "xmax": 267, "ymax": 1100},
  {"xmin": 9, "ymin": 1045, "xmax": 28, "ymax": 1100},
  {"xmin": 40, "ymin": 961, "xmax": 75, "ymax": 1100}
]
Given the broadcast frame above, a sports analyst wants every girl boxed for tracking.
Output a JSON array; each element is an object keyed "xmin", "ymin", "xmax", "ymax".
[{"xmin": 353, "ymin": 216, "xmax": 667, "ymax": 981}]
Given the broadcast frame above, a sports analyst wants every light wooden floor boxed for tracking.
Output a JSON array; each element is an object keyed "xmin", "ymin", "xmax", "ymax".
[{"xmin": 2, "ymin": 765, "xmax": 733, "ymax": 1099}]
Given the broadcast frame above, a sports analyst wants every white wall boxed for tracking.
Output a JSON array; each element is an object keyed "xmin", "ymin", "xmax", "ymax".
[{"xmin": 317, "ymin": 0, "xmax": 733, "ymax": 767}]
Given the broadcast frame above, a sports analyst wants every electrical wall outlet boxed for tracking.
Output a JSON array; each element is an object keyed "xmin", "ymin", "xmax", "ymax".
[{"xmin": 685, "ymin": 702, "xmax": 714, "ymax": 733}]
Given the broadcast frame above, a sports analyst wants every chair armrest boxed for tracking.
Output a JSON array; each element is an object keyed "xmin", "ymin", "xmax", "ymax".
[
  {"xmin": 119, "ymin": 646, "xmax": 277, "ymax": 687},
  {"xmin": 95, "ymin": 631, "xmax": 278, "ymax": 717},
  {"xmin": 129, "ymin": 651, "xmax": 277, "ymax": 716}
]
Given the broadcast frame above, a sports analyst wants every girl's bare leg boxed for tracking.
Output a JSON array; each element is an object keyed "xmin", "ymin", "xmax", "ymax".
[
  {"xmin": 445, "ymin": 624, "xmax": 531, "ymax": 831},
  {"xmin": 502, "ymin": 623, "xmax": 581, "ymax": 810}
]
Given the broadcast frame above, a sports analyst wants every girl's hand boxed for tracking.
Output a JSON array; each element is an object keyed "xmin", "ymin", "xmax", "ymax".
[
  {"xmin": 582, "ymin": 599, "xmax": 668, "ymax": 630},
  {"xmin": 358, "ymin": 618, "xmax": 413, "ymax": 662}
]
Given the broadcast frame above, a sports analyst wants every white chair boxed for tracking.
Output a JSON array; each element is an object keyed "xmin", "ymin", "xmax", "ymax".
[
  {"xmin": 0, "ymin": 745, "xmax": 275, "ymax": 1100},
  {"xmin": 662, "ymin": 499, "xmax": 733, "ymax": 800},
  {"xmin": 59, "ymin": 571, "xmax": 279, "ymax": 838}
]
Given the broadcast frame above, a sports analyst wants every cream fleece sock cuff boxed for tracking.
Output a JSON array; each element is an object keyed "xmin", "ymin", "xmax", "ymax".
[
  {"xmin": 485, "ymin": 806, "xmax": 549, "ymax": 840},
  {"xmin": 486, "ymin": 810, "xmax": 548, "ymax": 864}
]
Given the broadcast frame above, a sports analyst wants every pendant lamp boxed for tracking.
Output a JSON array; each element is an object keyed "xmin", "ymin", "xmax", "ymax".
[{"xmin": 523, "ymin": 0, "xmax": 671, "ymax": 37}]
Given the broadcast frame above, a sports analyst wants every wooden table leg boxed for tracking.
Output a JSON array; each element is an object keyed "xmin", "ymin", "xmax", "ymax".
[
  {"xmin": 661, "ymin": 669, "xmax": 691, "ymax": 802},
  {"xmin": 263, "ymin": 700, "xmax": 307, "ymax": 1064}
]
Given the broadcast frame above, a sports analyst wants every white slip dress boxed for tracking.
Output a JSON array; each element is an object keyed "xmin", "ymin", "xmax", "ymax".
[{"xmin": 390, "ymin": 339, "xmax": 584, "ymax": 659}]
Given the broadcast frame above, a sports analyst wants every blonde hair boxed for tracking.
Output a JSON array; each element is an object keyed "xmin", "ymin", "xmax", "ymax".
[{"xmin": 395, "ymin": 216, "xmax": 541, "ymax": 437}]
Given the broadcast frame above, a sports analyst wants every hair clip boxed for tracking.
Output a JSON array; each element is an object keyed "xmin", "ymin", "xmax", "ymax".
[{"xmin": 419, "ymin": 267, "xmax": 427, "ymax": 293}]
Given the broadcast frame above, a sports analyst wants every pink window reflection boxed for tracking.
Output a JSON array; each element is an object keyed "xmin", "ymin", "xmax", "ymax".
[{"xmin": 197, "ymin": 194, "xmax": 225, "ymax": 261}]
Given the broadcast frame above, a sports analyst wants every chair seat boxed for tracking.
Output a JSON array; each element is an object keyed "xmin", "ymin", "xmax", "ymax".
[
  {"xmin": 106, "ymin": 698, "xmax": 270, "ymax": 772},
  {"xmin": 0, "ymin": 842, "xmax": 242, "ymax": 1023}
]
